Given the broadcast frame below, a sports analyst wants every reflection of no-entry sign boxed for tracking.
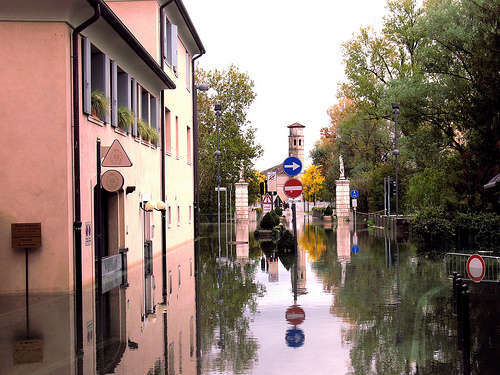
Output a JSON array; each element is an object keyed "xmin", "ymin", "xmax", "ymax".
[
  {"xmin": 466, "ymin": 254, "xmax": 485, "ymax": 283},
  {"xmin": 284, "ymin": 179, "xmax": 303, "ymax": 199},
  {"xmin": 286, "ymin": 305, "xmax": 305, "ymax": 326}
]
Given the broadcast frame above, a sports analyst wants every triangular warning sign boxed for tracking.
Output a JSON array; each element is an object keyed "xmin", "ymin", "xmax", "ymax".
[
  {"xmin": 262, "ymin": 193, "xmax": 273, "ymax": 204},
  {"xmin": 102, "ymin": 139, "xmax": 132, "ymax": 167}
]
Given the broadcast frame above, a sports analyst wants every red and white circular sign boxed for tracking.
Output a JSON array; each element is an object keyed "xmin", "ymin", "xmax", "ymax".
[
  {"xmin": 283, "ymin": 179, "xmax": 303, "ymax": 199},
  {"xmin": 286, "ymin": 305, "xmax": 305, "ymax": 326},
  {"xmin": 466, "ymin": 254, "xmax": 485, "ymax": 283}
]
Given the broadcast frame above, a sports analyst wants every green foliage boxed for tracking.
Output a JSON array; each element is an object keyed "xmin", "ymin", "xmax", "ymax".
[
  {"xmin": 117, "ymin": 107, "xmax": 133, "ymax": 131},
  {"xmin": 137, "ymin": 119, "xmax": 149, "ymax": 141},
  {"xmin": 147, "ymin": 127, "xmax": 159, "ymax": 145},
  {"xmin": 277, "ymin": 229, "xmax": 294, "ymax": 250},
  {"xmin": 454, "ymin": 212, "xmax": 500, "ymax": 251},
  {"xmin": 91, "ymin": 90, "xmax": 109, "ymax": 120},
  {"xmin": 274, "ymin": 207, "xmax": 283, "ymax": 216},
  {"xmin": 312, "ymin": 206, "xmax": 325, "ymax": 218},
  {"xmin": 196, "ymin": 65, "xmax": 263, "ymax": 214},
  {"xmin": 324, "ymin": 205, "xmax": 333, "ymax": 216},
  {"xmin": 259, "ymin": 211, "xmax": 279, "ymax": 230},
  {"xmin": 411, "ymin": 206, "xmax": 455, "ymax": 249}
]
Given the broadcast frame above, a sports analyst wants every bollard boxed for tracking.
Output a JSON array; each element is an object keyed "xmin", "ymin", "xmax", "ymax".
[
  {"xmin": 452, "ymin": 272, "xmax": 458, "ymax": 311},
  {"xmin": 456, "ymin": 278, "xmax": 463, "ymax": 349},
  {"xmin": 461, "ymin": 284, "xmax": 471, "ymax": 375}
]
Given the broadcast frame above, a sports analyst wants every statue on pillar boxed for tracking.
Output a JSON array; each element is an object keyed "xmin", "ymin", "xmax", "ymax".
[
  {"xmin": 339, "ymin": 154, "xmax": 345, "ymax": 179},
  {"xmin": 239, "ymin": 162, "xmax": 245, "ymax": 182}
]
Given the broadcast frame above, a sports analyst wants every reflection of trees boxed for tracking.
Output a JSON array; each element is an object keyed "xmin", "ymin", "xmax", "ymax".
[
  {"xmin": 200, "ymin": 232, "xmax": 265, "ymax": 374},
  {"xmin": 312, "ymin": 232, "xmax": 463, "ymax": 374},
  {"xmin": 298, "ymin": 224, "xmax": 327, "ymax": 261}
]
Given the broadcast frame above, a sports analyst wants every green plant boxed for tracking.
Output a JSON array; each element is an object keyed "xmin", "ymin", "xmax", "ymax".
[
  {"xmin": 260, "ymin": 212, "xmax": 276, "ymax": 230},
  {"xmin": 117, "ymin": 107, "xmax": 133, "ymax": 131},
  {"xmin": 137, "ymin": 119, "xmax": 150, "ymax": 141},
  {"xmin": 91, "ymin": 90, "xmax": 109, "ymax": 120},
  {"xmin": 324, "ymin": 205, "xmax": 333, "ymax": 216},
  {"xmin": 270, "ymin": 210, "xmax": 280, "ymax": 226},
  {"xmin": 147, "ymin": 127, "xmax": 160, "ymax": 145},
  {"xmin": 274, "ymin": 207, "xmax": 283, "ymax": 216},
  {"xmin": 277, "ymin": 229, "xmax": 294, "ymax": 250},
  {"xmin": 411, "ymin": 206, "xmax": 455, "ymax": 249}
]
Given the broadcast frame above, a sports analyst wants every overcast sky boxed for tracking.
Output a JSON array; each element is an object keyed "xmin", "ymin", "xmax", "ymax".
[{"xmin": 186, "ymin": 0, "xmax": 388, "ymax": 170}]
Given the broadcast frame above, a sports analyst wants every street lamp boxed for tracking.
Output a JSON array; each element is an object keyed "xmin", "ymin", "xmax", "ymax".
[
  {"xmin": 392, "ymin": 102, "xmax": 400, "ymax": 217},
  {"xmin": 215, "ymin": 103, "xmax": 223, "ymax": 259}
]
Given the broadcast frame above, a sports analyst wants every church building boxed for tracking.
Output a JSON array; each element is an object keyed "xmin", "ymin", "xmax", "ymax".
[{"xmin": 261, "ymin": 122, "xmax": 305, "ymax": 203}]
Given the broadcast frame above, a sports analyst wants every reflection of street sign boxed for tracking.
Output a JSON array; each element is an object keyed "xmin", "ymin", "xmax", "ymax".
[
  {"xmin": 350, "ymin": 190, "xmax": 359, "ymax": 199},
  {"xmin": 466, "ymin": 254, "xmax": 485, "ymax": 283},
  {"xmin": 353, "ymin": 232, "xmax": 358, "ymax": 245},
  {"xmin": 285, "ymin": 328, "xmax": 305, "ymax": 348},
  {"xmin": 286, "ymin": 306, "xmax": 305, "ymax": 326},
  {"xmin": 352, "ymin": 245, "xmax": 360, "ymax": 254},
  {"xmin": 284, "ymin": 179, "xmax": 303, "ymax": 199},
  {"xmin": 283, "ymin": 156, "xmax": 302, "ymax": 176},
  {"xmin": 352, "ymin": 198, "xmax": 357, "ymax": 208}
]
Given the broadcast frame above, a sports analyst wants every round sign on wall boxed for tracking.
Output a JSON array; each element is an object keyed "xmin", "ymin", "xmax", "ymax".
[
  {"xmin": 101, "ymin": 170, "xmax": 124, "ymax": 192},
  {"xmin": 466, "ymin": 254, "xmax": 485, "ymax": 283},
  {"xmin": 283, "ymin": 179, "xmax": 303, "ymax": 199}
]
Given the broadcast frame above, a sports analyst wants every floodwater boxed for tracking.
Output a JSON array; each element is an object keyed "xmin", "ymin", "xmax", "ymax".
[
  {"xmin": 198, "ymin": 216, "xmax": 499, "ymax": 375},
  {"xmin": 1, "ymin": 215, "xmax": 499, "ymax": 374}
]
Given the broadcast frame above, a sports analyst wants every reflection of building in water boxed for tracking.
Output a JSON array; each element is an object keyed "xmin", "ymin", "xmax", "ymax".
[
  {"xmin": 268, "ymin": 259, "xmax": 279, "ymax": 282},
  {"xmin": 337, "ymin": 219, "xmax": 351, "ymax": 287}
]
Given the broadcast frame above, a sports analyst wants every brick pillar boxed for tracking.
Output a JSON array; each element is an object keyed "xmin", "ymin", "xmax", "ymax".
[
  {"xmin": 234, "ymin": 182, "xmax": 249, "ymax": 223},
  {"xmin": 335, "ymin": 179, "xmax": 350, "ymax": 219}
]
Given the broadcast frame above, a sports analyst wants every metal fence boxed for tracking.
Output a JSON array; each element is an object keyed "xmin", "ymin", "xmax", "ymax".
[{"xmin": 444, "ymin": 252, "xmax": 500, "ymax": 282}]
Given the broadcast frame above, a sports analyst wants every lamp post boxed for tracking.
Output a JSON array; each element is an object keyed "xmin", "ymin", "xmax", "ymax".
[
  {"xmin": 392, "ymin": 103, "xmax": 400, "ymax": 217},
  {"xmin": 215, "ymin": 103, "xmax": 222, "ymax": 259}
]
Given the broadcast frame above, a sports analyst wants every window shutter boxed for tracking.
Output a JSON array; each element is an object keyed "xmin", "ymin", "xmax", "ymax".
[
  {"xmin": 150, "ymin": 96, "xmax": 158, "ymax": 130},
  {"xmin": 111, "ymin": 60, "xmax": 117, "ymax": 127},
  {"xmin": 171, "ymin": 24, "xmax": 178, "ymax": 70},
  {"xmin": 131, "ymin": 78, "xmax": 137, "ymax": 137},
  {"xmin": 162, "ymin": 11, "xmax": 167, "ymax": 60},
  {"xmin": 82, "ymin": 37, "xmax": 91, "ymax": 115},
  {"xmin": 103, "ymin": 55, "xmax": 111, "ymax": 123}
]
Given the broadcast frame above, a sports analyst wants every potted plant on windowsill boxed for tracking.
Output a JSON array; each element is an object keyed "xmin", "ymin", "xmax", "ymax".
[
  {"xmin": 91, "ymin": 90, "xmax": 109, "ymax": 121},
  {"xmin": 147, "ymin": 127, "xmax": 159, "ymax": 146},
  {"xmin": 138, "ymin": 119, "xmax": 150, "ymax": 143},
  {"xmin": 117, "ymin": 107, "xmax": 133, "ymax": 132}
]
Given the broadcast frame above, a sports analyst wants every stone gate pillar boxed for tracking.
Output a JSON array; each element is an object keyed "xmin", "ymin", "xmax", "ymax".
[
  {"xmin": 335, "ymin": 179, "xmax": 350, "ymax": 219},
  {"xmin": 235, "ymin": 181, "xmax": 249, "ymax": 223}
]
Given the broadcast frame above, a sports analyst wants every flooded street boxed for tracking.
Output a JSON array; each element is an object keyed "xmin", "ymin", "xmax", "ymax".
[{"xmin": 199, "ymin": 216, "xmax": 500, "ymax": 375}]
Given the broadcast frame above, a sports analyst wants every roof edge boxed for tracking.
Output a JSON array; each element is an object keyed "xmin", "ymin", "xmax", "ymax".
[{"xmin": 88, "ymin": 0, "xmax": 176, "ymax": 89}]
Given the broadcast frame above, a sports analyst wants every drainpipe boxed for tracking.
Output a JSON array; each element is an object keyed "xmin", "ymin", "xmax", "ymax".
[
  {"xmin": 72, "ymin": 2, "xmax": 101, "ymax": 374},
  {"xmin": 159, "ymin": 0, "xmax": 174, "ymax": 305}
]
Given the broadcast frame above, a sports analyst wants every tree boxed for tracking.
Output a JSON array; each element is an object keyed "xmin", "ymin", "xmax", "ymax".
[
  {"xmin": 300, "ymin": 165, "xmax": 325, "ymax": 205},
  {"xmin": 247, "ymin": 170, "xmax": 265, "ymax": 205},
  {"xmin": 196, "ymin": 65, "xmax": 263, "ymax": 215}
]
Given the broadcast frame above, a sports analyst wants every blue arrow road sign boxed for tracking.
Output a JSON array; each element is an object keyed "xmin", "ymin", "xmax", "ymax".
[
  {"xmin": 350, "ymin": 190, "xmax": 359, "ymax": 199},
  {"xmin": 283, "ymin": 156, "xmax": 302, "ymax": 176},
  {"xmin": 285, "ymin": 328, "xmax": 305, "ymax": 348}
]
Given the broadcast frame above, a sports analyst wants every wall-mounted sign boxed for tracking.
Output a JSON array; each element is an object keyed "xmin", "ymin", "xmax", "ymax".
[
  {"xmin": 11, "ymin": 223, "xmax": 41, "ymax": 248},
  {"xmin": 84, "ymin": 222, "xmax": 92, "ymax": 246},
  {"xmin": 102, "ymin": 170, "xmax": 124, "ymax": 192},
  {"xmin": 13, "ymin": 339, "xmax": 43, "ymax": 364},
  {"xmin": 101, "ymin": 139, "xmax": 132, "ymax": 167}
]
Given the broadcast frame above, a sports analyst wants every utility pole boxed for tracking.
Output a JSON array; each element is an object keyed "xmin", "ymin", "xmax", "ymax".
[
  {"xmin": 392, "ymin": 103, "xmax": 400, "ymax": 217},
  {"xmin": 215, "ymin": 104, "xmax": 222, "ymax": 258}
]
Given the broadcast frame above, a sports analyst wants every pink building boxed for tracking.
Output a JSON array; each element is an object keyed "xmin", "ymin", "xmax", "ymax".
[{"xmin": 0, "ymin": 1, "xmax": 204, "ymax": 373}]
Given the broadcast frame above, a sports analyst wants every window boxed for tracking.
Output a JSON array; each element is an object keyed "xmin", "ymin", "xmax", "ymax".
[
  {"xmin": 117, "ymin": 67, "xmax": 132, "ymax": 133},
  {"xmin": 177, "ymin": 206, "xmax": 180, "ymax": 226},
  {"xmin": 162, "ymin": 11, "xmax": 178, "ymax": 71},
  {"xmin": 294, "ymin": 139, "xmax": 296, "ymax": 146},
  {"xmin": 187, "ymin": 126, "xmax": 191, "ymax": 163},
  {"xmin": 141, "ymin": 88, "xmax": 149, "ymax": 125},
  {"xmin": 168, "ymin": 206, "xmax": 172, "ymax": 228},
  {"xmin": 175, "ymin": 116, "xmax": 179, "ymax": 158},
  {"xmin": 186, "ymin": 51, "xmax": 190, "ymax": 90},
  {"xmin": 178, "ymin": 265, "xmax": 181, "ymax": 288},
  {"xmin": 299, "ymin": 139, "xmax": 302, "ymax": 146},
  {"xmin": 165, "ymin": 108, "xmax": 171, "ymax": 153}
]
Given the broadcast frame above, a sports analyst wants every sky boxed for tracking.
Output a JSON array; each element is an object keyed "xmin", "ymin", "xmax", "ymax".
[{"xmin": 185, "ymin": 0, "xmax": 388, "ymax": 170}]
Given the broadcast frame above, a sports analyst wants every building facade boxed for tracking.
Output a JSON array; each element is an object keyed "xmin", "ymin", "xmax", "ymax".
[{"xmin": 0, "ymin": 1, "xmax": 203, "ymax": 373}]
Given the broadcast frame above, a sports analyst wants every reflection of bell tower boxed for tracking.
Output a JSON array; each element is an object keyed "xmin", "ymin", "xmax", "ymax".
[{"xmin": 288, "ymin": 123, "xmax": 305, "ymax": 166}]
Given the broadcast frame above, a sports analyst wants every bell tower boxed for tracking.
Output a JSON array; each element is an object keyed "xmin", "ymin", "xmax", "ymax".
[{"xmin": 288, "ymin": 122, "xmax": 305, "ymax": 166}]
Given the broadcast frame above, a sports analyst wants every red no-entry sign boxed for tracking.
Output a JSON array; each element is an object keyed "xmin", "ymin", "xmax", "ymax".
[
  {"xmin": 286, "ymin": 305, "xmax": 305, "ymax": 326},
  {"xmin": 284, "ymin": 179, "xmax": 303, "ymax": 199},
  {"xmin": 466, "ymin": 254, "xmax": 485, "ymax": 283}
]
